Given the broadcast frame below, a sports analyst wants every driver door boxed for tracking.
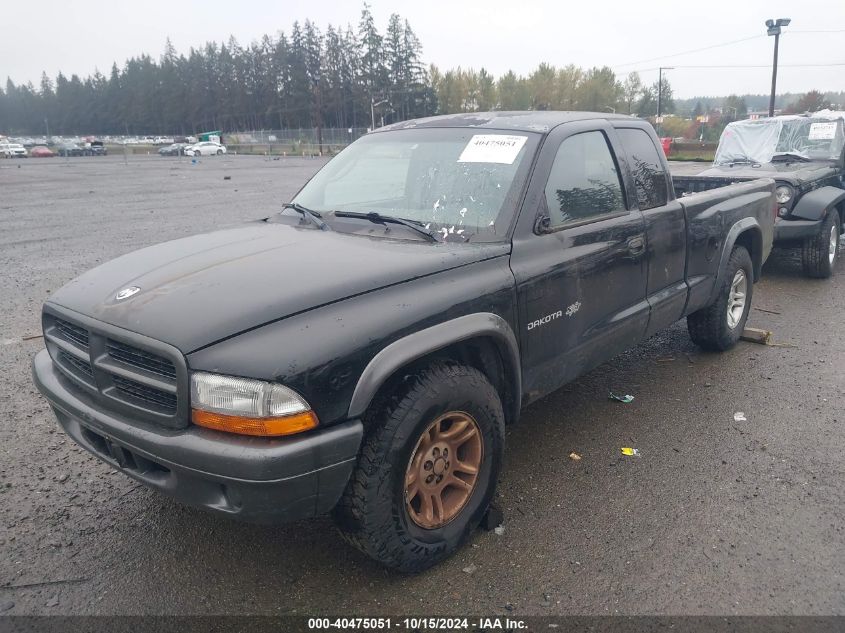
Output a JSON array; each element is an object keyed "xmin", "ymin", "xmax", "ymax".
[{"xmin": 510, "ymin": 122, "xmax": 649, "ymax": 398}]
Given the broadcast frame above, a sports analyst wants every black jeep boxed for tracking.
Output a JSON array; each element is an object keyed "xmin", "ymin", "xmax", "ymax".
[{"xmin": 674, "ymin": 113, "xmax": 845, "ymax": 278}]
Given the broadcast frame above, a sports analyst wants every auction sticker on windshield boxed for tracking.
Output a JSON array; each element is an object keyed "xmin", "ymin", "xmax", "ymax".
[
  {"xmin": 808, "ymin": 122, "xmax": 837, "ymax": 140},
  {"xmin": 458, "ymin": 134, "xmax": 528, "ymax": 164}
]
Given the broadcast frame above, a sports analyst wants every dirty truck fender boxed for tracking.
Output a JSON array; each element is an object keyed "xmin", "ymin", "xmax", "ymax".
[
  {"xmin": 347, "ymin": 313, "xmax": 522, "ymax": 424},
  {"xmin": 708, "ymin": 217, "xmax": 764, "ymax": 306},
  {"xmin": 790, "ymin": 186, "xmax": 845, "ymax": 222}
]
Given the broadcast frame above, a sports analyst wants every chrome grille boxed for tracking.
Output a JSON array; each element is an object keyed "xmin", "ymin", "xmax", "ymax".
[{"xmin": 43, "ymin": 310, "xmax": 187, "ymax": 427}]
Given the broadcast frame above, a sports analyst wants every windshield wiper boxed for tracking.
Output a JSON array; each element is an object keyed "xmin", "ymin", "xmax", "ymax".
[
  {"xmin": 771, "ymin": 152, "xmax": 811, "ymax": 162},
  {"xmin": 283, "ymin": 202, "xmax": 330, "ymax": 231},
  {"xmin": 333, "ymin": 211, "xmax": 438, "ymax": 242}
]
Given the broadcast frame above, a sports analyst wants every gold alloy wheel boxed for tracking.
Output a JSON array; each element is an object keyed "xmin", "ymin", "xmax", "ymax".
[{"xmin": 404, "ymin": 411, "xmax": 483, "ymax": 529}]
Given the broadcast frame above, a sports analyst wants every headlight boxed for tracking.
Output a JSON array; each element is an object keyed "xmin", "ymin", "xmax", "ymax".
[
  {"xmin": 190, "ymin": 372, "xmax": 318, "ymax": 436},
  {"xmin": 775, "ymin": 185, "xmax": 793, "ymax": 205}
]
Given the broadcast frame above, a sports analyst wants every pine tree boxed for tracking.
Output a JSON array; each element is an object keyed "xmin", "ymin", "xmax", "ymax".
[{"xmin": 358, "ymin": 3, "xmax": 387, "ymax": 123}]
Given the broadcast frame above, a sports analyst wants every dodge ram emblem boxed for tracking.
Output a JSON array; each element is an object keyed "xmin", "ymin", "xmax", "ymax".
[{"xmin": 115, "ymin": 286, "xmax": 141, "ymax": 300}]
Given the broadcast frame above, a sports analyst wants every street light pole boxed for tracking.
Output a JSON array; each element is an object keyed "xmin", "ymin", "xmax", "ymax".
[
  {"xmin": 370, "ymin": 96, "xmax": 388, "ymax": 131},
  {"xmin": 766, "ymin": 18, "xmax": 791, "ymax": 117},
  {"xmin": 768, "ymin": 30, "xmax": 781, "ymax": 117}
]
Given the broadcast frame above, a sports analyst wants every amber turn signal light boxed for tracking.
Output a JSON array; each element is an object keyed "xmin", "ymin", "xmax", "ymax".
[{"xmin": 191, "ymin": 409, "xmax": 318, "ymax": 437}]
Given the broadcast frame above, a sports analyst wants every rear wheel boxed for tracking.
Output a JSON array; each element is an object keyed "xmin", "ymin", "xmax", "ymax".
[
  {"xmin": 334, "ymin": 362, "xmax": 504, "ymax": 572},
  {"xmin": 688, "ymin": 245, "xmax": 753, "ymax": 351},
  {"xmin": 801, "ymin": 209, "xmax": 840, "ymax": 278}
]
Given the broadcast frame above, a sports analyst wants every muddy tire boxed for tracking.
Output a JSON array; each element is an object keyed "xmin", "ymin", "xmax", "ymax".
[
  {"xmin": 333, "ymin": 362, "xmax": 504, "ymax": 572},
  {"xmin": 688, "ymin": 245, "xmax": 753, "ymax": 351},
  {"xmin": 801, "ymin": 209, "xmax": 840, "ymax": 279}
]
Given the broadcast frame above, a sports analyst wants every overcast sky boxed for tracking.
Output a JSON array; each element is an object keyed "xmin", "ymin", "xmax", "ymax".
[{"xmin": 3, "ymin": 0, "xmax": 843, "ymax": 99}]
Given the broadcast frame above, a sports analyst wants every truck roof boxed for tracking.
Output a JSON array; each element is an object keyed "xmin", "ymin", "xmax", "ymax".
[{"xmin": 378, "ymin": 111, "xmax": 635, "ymax": 134}]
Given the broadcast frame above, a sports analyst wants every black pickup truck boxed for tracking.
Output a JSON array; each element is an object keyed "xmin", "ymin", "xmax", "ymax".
[
  {"xmin": 674, "ymin": 113, "xmax": 845, "ymax": 278},
  {"xmin": 33, "ymin": 112, "xmax": 775, "ymax": 572}
]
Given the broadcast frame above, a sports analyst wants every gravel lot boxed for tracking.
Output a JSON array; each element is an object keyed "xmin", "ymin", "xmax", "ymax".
[{"xmin": 1, "ymin": 155, "xmax": 843, "ymax": 616}]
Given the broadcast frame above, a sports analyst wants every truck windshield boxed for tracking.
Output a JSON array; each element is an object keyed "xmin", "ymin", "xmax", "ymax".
[
  {"xmin": 292, "ymin": 128, "xmax": 539, "ymax": 242},
  {"xmin": 714, "ymin": 115, "xmax": 845, "ymax": 165}
]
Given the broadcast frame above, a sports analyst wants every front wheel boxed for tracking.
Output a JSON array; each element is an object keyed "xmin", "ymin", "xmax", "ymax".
[
  {"xmin": 216, "ymin": 149, "xmax": 223, "ymax": 155},
  {"xmin": 801, "ymin": 209, "xmax": 840, "ymax": 278},
  {"xmin": 688, "ymin": 245, "xmax": 753, "ymax": 351},
  {"xmin": 334, "ymin": 362, "xmax": 505, "ymax": 572}
]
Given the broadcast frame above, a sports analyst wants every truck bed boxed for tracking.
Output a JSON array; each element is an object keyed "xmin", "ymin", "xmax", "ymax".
[{"xmin": 672, "ymin": 174, "xmax": 758, "ymax": 196}]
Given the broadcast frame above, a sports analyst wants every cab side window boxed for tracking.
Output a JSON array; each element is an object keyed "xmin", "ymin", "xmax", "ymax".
[
  {"xmin": 616, "ymin": 128, "xmax": 669, "ymax": 210},
  {"xmin": 545, "ymin": 131, "xmax": 626, "ymax": 227}
]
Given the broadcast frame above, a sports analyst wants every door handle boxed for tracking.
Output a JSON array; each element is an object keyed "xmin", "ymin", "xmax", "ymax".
[{"xmin": 627, "ymin": 235, "xmax": 646, "ymax": 255}]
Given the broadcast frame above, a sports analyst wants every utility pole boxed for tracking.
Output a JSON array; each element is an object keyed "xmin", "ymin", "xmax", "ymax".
[
  {"xmin": 315, "ymin": 72, "xmax": 323, "ymax": 156},
  {"xmin": 44, "ymin": 118, "xmax": 50, "ymax": 141},
  {"xmin": 766, "ymin": 18, "xmax": 791, "ymax": 117},
  {"xmin": 657, "ymin": 67, "xmax": 673, "ymax": 136}
]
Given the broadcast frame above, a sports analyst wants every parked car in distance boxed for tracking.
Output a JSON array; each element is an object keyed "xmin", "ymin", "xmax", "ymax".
[
  {"xmin": 1, "ymin": 142, "xmax": 28, "ymax": 158},
  {"xmin": 57, "ymin": 143, "xmax": 85, "ymax": 157},
  {"xmin": 85, "ymin": 140, "xmax": 107, "ymax": 156},
  {"xmin": 33, "ymin": 111, "xmax": 775, "ymax": 573},
  {"xmin": 158, "ymin": 143, "xmax": 188, "ymax": 156},
  {"xmin": 185, "ymin": 141, "xmax": 227, "ymax": 156},
  {"xmin": 30, "ymin": 145, "xmax": 55, "ymax": 158},
  {"xmin": 675, "ymin": 112, "xmax": 845, "ymax": 278}
]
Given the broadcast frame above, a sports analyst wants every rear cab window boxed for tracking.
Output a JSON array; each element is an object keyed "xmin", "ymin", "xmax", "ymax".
[{"xmin": 616, "ymin": 128, "xmax": 669, "ymax": 210}]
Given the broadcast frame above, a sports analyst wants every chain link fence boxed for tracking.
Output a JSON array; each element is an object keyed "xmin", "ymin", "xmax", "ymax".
[{"xmin": 225, "ymin": 127, "xmax": 370, "ymax": 156}]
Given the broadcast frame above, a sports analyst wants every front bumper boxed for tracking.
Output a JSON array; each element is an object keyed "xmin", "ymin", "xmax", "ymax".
[
  {"xmin": 33, "ymin": 349, "xmax": 362, "ymax": 523},
  {"xmin": 774, "ymin": 217, "xmax": 823, "ymax": 243}
]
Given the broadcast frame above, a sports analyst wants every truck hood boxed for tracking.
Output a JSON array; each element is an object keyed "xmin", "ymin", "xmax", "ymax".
[
  {"xmin": 48, "ymin": 221, "xmax": 509, "ymax": 352},
  {"xmin": 697, "ymin": 162, "xmax": 838, "ymax": 186}
]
